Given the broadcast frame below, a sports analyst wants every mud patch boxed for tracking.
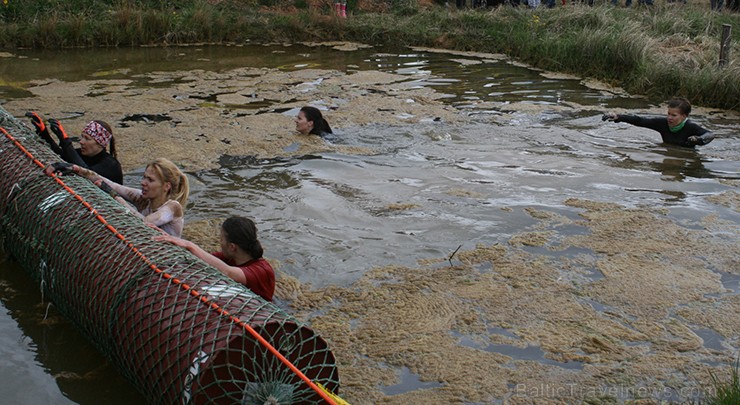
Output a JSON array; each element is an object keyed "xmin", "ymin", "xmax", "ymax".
[
  {"xmin": 6, "ymin": 66, "xmax": 464, "ymax": 171},
  {"xmin": 385, "ymin": 203, "xmax": 420, "ymax": 211},
  {"xmin": 301, "ymin": 41, "xmax": 374, "ymax": 52},
  {"xmin": 26, "ymin": 159, "xmax": 740, "ymax": 397},
  {"xmin": 410, "ymin": 46, "xmax": 508, "ymax": 61},
  {"xmin": 707, "ymin": 190, "xmax": 740, "ymax": 212},
  {"xmin": 284, "ymin": 200, "xmax": 738, "ymax": 404}
]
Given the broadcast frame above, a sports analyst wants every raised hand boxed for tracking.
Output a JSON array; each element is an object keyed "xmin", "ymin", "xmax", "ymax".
[
  {"xmin": 48, "ymin": 119, "xmax": 70, "ymax": 142},
  {"xmin": 25, "ymin": 111, "xmax": 46, "ymax": 134}
]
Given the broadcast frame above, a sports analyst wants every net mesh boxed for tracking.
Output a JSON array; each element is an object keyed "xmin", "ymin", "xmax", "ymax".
[{"xmin": 0, "ymin": 107, "xmax": 340, "ymax": 404}]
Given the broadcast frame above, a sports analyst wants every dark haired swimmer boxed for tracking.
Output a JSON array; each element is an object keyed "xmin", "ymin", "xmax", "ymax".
[
  {"xmin": 295, "ymin": 106, "xmax": 333, "ymax": 137},
  {"xmin": 154, "ymin": 216, "xmax": 275, "ymax": 301},
  {"xmin": 602, "ymin": 97, "xmax": 714, "ymax": 148}
]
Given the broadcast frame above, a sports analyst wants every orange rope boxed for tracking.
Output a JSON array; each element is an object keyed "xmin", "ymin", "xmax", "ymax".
[{"xmin": 1, "ymin": 127, "xmax": 338, "ymax": 405}]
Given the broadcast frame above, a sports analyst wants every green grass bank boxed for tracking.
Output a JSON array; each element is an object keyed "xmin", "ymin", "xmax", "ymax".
[{"xmin": 1, "ymin": 1, "xmax": 739, "ymax": 110}]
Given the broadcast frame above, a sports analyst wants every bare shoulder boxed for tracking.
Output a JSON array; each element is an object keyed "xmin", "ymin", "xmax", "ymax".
[{"xmin": 163, "ymin": 200, "xmax": 184, "ymax": 217}]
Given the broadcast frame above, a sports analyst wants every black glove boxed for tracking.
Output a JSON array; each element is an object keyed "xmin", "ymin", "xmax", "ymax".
[
  {"xmin": 45, "ymin": 162, "xmax": 73, "ymax": 177},
  {"xmin": 25, "ymin": 111, "xmax": 46, "ymax": 134},
  {"xmin": 602, "ymin": 113, "xmax": 616, "ymax": 122},
  {"xmin": 48, "ymin": 119, "xmax": 70, "ymax": 142},
  {"xmin": 51, "ymin": 162, "xmax": 74, "ymax": 175},
  {"xmin": 98, "ymin": 182, "xmax": 119, "ymax": 198}
]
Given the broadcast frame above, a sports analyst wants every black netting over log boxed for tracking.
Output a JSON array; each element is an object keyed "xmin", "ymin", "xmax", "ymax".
[{"xmin": 0, "ymin": 106, "xmax": 341, "ymax": 404}]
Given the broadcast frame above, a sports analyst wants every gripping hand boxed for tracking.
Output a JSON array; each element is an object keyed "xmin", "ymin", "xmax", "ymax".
[
  {"xmin": 25, "ymin": 111, "xmax": 46, "ymax": 134},
  {"xmin": 48, "ymin": 119, "xmax": 70, "ymax": 142},
  {"xmin": 601, "ymin": 113, "xmax": 617, "ymax": 122},
  {"xmin": 52, "ymin": 162, "xmax": 74, "ymax": 175},
  {"xmin": 44, "ymin": 162, "xmax": 74, "ymax": 177}
]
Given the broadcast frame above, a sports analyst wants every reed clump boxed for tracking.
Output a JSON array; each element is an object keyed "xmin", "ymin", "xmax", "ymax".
[
  {"xmin": 706, "ymin": 357, "xmax": 740, "ymax": 405},
  {"xmin": 0, "ymin": 0, "xmax": 738, "ymax": 110}
]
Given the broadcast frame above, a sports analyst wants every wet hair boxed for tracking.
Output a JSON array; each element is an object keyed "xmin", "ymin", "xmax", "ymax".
[
  {"xmin": 94, "ymin": 120, "xmax": 117, "ymax": 159},
  {"xmin": 222, "ymin": 216, "xmax": 264, "ymax": 259},
  {"xmin": 300, "ymin": 106, "xmax": 333, "ymax": 135},
  {"xmin": 146, "ymin": 158, "xmax": 189, "ymax": 208},
  {"xmin": 667, "ymin": 97, "xmax": 691, "ymax": 116}
]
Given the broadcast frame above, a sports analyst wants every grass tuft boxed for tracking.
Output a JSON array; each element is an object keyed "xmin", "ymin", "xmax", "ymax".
[{"xmin": 706, "ymin": 357, "xmax": 740, "ymax": 405}]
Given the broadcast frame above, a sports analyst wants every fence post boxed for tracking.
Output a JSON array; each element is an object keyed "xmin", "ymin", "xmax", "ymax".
[{"xmin": 719, "ymin": 24, "xmax": 732, "ymax": 67}]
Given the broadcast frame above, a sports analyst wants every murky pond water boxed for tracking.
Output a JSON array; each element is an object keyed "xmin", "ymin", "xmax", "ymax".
[{"xmin": 1, "ymin": 43, "xmax": 738, "ymax": 404}]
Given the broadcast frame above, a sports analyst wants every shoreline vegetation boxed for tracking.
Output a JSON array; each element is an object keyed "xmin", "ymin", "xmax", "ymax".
[{"xmin": 1, "ymin": 1, "xmax": 739, "ymax": 111}]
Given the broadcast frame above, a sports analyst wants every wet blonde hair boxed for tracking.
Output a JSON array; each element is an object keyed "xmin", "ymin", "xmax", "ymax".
[{"xmin": 147, "ymin": 158, "xmax": 189, "ymax": 208}]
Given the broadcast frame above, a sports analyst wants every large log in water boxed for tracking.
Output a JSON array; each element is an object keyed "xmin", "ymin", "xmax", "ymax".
[{"xmin": 0, "ymin": 106, "xmax": 339, "ymax": 404}]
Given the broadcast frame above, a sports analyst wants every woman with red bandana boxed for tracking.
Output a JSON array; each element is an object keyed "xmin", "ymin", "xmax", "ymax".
[
  {"xmin": 602, "ymin": 97, "xmax": 715, "ymax": 148},
  {"xmin": 26, "ymin": 112, "xmax": 123, "ymax": 184}
]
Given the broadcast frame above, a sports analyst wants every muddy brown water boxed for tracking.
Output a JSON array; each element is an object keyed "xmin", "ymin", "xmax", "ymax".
[{"xmin": 0, "ymin": 43, "xmax": 738, "ymax": 404}]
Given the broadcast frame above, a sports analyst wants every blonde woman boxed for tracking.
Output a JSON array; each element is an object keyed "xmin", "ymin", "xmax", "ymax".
[{"xmin": 49, "ymin": 158, "xmax": 189, "ymax": 237}]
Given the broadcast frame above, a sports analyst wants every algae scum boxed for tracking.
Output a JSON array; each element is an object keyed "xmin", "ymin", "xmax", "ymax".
[{"xmin": 1, "ymin": 43, "xmax": 738, "ymax": 404}]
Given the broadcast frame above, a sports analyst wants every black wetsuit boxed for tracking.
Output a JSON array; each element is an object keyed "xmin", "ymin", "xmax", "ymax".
[
  {"xmin": 615, "ymin": 114, "xmax": 715, "ymax": 148},
  {"xmin": 40, "ymin": 130, "xmax": 123, "ymax": 184}
]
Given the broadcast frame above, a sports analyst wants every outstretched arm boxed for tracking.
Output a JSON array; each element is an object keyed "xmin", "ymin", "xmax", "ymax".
[
  {"xmin": 49, "ymin": 163, "xmax": 143, "ymax": 205},
  {"xmin": 71, "ymin": 165, "xmax": 143, "ymax": 203},
  {"xmin": 153, "ymin": 234, "xmax": 247, "ymax": 284},
  {"xmin": 602, "ymin": 113, "xmax": 665, "ymax": 134}
]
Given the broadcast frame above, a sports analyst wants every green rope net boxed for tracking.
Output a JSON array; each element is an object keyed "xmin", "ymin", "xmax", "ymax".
[{"xmin": 0, "ymin": 106, "xmax": 340, "ymax": 404}]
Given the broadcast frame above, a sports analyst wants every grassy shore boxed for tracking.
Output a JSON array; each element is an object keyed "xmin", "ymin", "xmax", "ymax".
[{"xmin": 1, "ymin": 1, "xmax": 738, "ymax": 107}]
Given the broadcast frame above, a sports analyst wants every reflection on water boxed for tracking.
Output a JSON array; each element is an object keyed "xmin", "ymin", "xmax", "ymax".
[
  {"xmin": 452, "ymin": 330, "xmax": 584, "ymax": 370},
  {"xmin": 610, "ymin": 145, "xmax": 717, "ymax": 183},
  {"xmin": 0, "ymin": 260, "xmax": 147, "ymax": 405},
  {"xmin": 380, "ymin": 365, "xmax": 443, "ymax": 396},
  {"xmin": 692, "ymin": 327, "xmax": 727, "ymax": 352},
  {"xmin": 1, "ymin": 44, "xmax": 738, "ymax": 404},
  {"xmin": 2, "ymin": 44, "xmax": 643, "ymax": 109}
]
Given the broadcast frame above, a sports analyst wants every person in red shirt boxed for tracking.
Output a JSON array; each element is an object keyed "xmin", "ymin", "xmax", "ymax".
[{"xmin": 154, "ymin": 216, "xmax": 275, "ymax": 301}]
